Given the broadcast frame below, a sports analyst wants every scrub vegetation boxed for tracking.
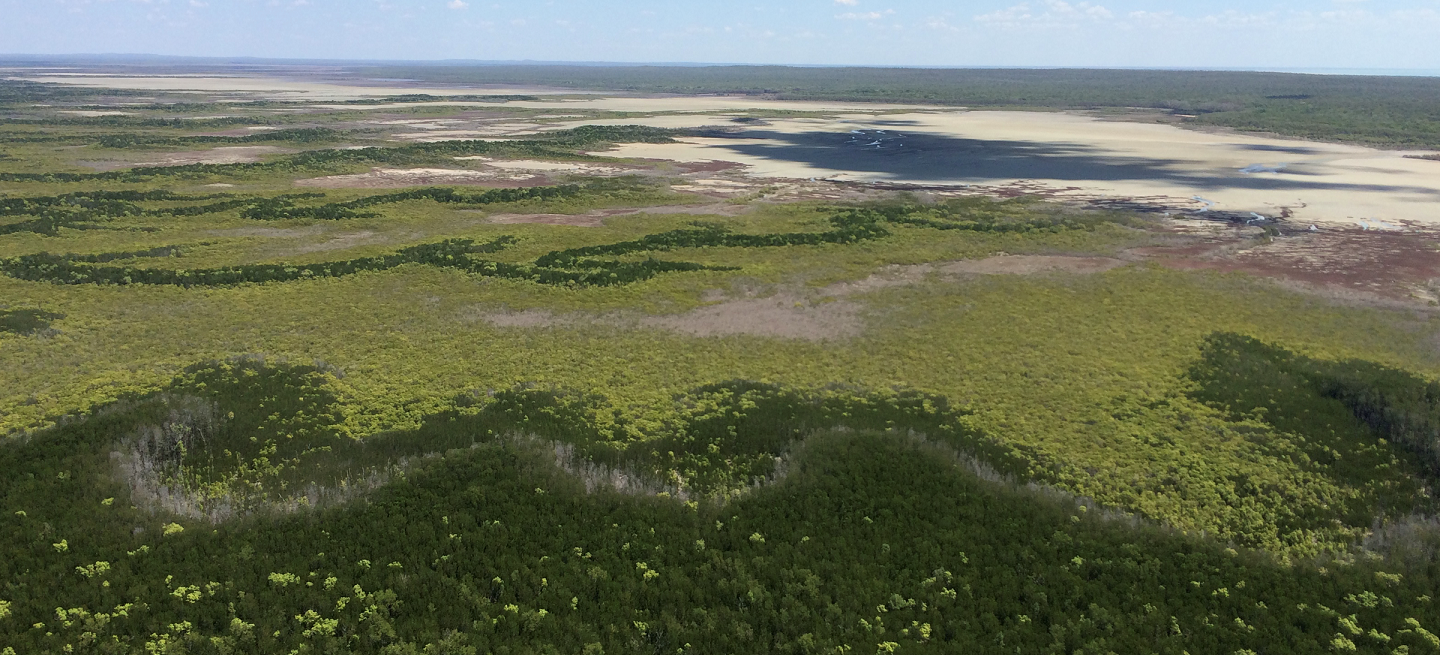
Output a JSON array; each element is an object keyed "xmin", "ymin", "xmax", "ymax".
[{"xmin": 3, "ymin": 76, "xmax": 1440, "ymax": 654}]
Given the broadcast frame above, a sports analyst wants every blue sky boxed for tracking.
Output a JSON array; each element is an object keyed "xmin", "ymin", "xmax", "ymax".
[{"xmin": 3, "ymin": 0, "xmax": 1438, "ymax": 70}]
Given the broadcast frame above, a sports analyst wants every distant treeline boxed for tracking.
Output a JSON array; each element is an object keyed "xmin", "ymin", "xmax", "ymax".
[
  {"xmin": 62, "ymin": 94, "xmax": 541, "ymax": 113},
  {"xmin": 0, "ymin": 236, "xmax": 724, "ymax": 288},
  {"xmin": 238, "ymin": 185, "xmax": 591, "ymax": 221},
  {"xmin": 0, "ymin": 79, "xmax": 148, "ymax": 106},
  {"xmin": 0, "ymin": 115, "xmax": 268, "ymax": 129},
  {"xmin": 0, "ymin": 180, "xmax": 652, "ymax": 235},
  {"xmin": 0, "ymin": 190, "xmax": 244, "ymax": 236},
  {"xmin": 355, "ymin": 66, "xmax": 1440, "ymax": 148},
  {"xmin": 357, "ymin": 66, "xmax": 1440, "ymax": 112}
]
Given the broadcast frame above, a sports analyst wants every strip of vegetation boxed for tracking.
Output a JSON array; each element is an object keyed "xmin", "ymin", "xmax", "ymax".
[
  {"xmin": 93, "ymin": 128, "xmax": 344, "ymax": 148},
  {"xmin": 0, "ymin": 79, "xmax": 149, "ymax": 106},
  {"xmin": 61, "ymin": 246, "xmax": 188, "ymax": 264},
  {"xmin": 238, "ymin": 184, "xmax": 594, "ymax": 221},
  {"xmin": 2, "ymin": 237, "xmax": 507, "ymax": 286},
  {"xmin": 0, "ymin": 236, "xmax": 732, "ymax": 288},
  {"xmin": 0, "ymin": 190, "xmax": 250, "ymax": 236},
  {"xmin": 0, "ymin": 180, "xmax": 653, "ymax": 235},
  {"xmin": 0, "ymin": 125, "xmax": 678, "ymax": 183},
  {"xmin": 0, "ymin": 191, "xmax": 235, "ymax": 235},
  {"xmin": 0, "ymin": 190, "xmax": 232, "ymax": 216},
  {"xmin": 536, "ymin": 204, "xmax": 1114, "ymax": 268},
  {"xmin": 1406, "ymin": 154, "xmax": 1440, "ymax": 162},
  {"xmin": 534, "ymin": 212, "xmax": 890, "ymax": 268}
]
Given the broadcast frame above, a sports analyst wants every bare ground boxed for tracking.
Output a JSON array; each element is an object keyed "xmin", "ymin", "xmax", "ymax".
[
  {"xmin": 285, "ymin": 230, "xmax": 388, "ymax": 255},
  {"xmin": 463, "ymin": 223, "xmax": 1440, "ymax": 343},
  {"xmin": 206, "ymin": 226, "xmax": 328, "ymax": 238},
  {"xmin": 137, "ymin": 146, "xmax": 288, "ymax": 166},
  {"xmin": 484, "ymin": 203, "xmax": 750, "ymax": 227},
  {"xmin": 640, "ymin": 296, "xmax": 864, "ymax": 340},
  {"xmin": 294, "ymin": 167, "xmax": 552, "ymax": 189},
  {"xmin": 466, "ymin": 254, "xmax": 1125, "ymax": 341},
  {"xmin": 1131, "ymin": 221, "xmax": 1440, "ymax": 307},
  {"xmin": 464, "ymin": 295, "xmax": 864, "ymax": 341},
  {"xmin": 940, "ymin": 255, "xmax": 1128, "ymax": 276}
]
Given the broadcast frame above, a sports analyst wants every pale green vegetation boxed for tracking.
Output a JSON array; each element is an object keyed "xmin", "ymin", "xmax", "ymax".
[{"xmin": 3, "ymin": 78, "xmax": 1440, "ymax": 654}]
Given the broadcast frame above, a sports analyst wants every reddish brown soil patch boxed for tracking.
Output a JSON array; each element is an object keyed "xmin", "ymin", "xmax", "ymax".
[{"xmin": 1134, "ymin": 223, "xmax": 1440, "ymax": 305}]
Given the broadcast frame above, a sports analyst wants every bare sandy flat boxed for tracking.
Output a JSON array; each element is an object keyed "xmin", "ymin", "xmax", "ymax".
[
  {"xmin": 57, "ymin": 110, "xmax": 133, "ymax": 117},
  {"xmin": 504, "ymin": 97, "xmax": 948, "ymax": 114},
  {"xmin": 485, "ymin": 160, "xmax": 632, "ymax": 174},
  {"xmin": 206, "ymin": 225, "xmax": 327, "ymax": 238},
  {"xmin": 468, "ymin": 254, "xmax": 1123, "ymax": 340},
  {"xmin": 594, "ymin": 110, "xmax": 1440, "ymax": 227},
  {"xmin": 137, "ymin": 146, "xmax": 286, "ymax": 166},
  {"xmin": 294, "ymin": 167, "xmax": 540, "ymax": 188},
  {"xmin": 305, "ymin": 97, "xmax": 942, "ymax": 113},
  {"xmin": 293, "ymin": 160, "xmax": 636, "ymax": 188}
]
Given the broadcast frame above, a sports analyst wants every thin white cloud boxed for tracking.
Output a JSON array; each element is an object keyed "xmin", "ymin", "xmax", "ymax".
[
  {"xmin": 975, "ymin": 0, "xmax": 1112, "ymax": 28},
  {"xmin": 447, "ymin": 0, "xmax": 468, "ymax": 8},
  {"xmin": 834, "ymin": 0, "xmax": 860, "ymax": 5},
  {"xmin": 923, "ymin": 15, "xmax": 961, "ymax": 31},
  {"xmin": 1199, "ymin": 10, "xmax": 1277, "ymax": 27},
  {"xmin": 836, "ymin": 9, "xmax": 894, "ymax": 20}
]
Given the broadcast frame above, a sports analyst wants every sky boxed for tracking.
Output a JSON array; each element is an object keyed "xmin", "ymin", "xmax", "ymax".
[{"xmin": 2, "ymin": 0, "xmax": 1438, "ymax": 71}]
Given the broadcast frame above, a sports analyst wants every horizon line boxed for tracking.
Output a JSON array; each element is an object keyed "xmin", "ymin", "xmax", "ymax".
[{"xmin": 0, "ymin": 53, "xmax": 1437, "ymax": 78}]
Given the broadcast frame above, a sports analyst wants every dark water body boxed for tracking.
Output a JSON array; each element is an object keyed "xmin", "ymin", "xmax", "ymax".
[{"xmin": 697, "ymin": 125, "xmax": 1440, "ymax": 197}]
